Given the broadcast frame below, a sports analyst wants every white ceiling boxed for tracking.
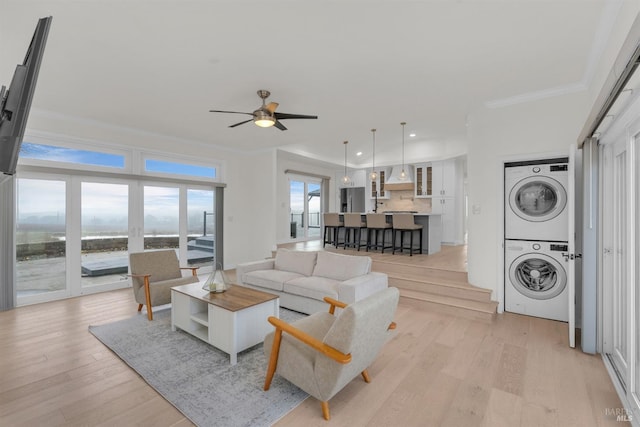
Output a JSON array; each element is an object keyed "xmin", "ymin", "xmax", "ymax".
[{"xmin": 1, "ymin": 1, "xmax": 616, "ymax": 168}]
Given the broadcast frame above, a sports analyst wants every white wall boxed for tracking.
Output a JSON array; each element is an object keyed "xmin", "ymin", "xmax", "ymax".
[
  {"xmin": 466, "ymin": 92, "xmax": 590, "ymax": 300},
  {"xmin": 223, "ymin": 150, "xmax": 277, "ymax": 267},
  {"xmin": 275, "ymin": 150, "xmax": 339, "ymax": 243},
  {"xmin": 465, "ymin": 4, "xmax": 640, "ymax": 303}
]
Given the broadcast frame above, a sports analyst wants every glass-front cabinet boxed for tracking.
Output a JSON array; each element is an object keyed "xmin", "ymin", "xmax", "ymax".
[
  {"xmin": 414, "ymin": 160, "xmax": 456, "ymax": 198},
  {"xmin": 415, "ymin": 163, "xmax": 433, "ymax": 197},
  {"xmin": 369, "ymin": 167, "xmax": 390, "ymax": 199}
]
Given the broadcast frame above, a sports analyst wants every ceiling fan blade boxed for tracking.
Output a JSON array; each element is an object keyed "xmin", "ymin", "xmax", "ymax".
[
  {"xmin": 209, "ymin": 110, "xmax": 253, "ymax": 116},
  {"xmin": 265, "ymin": 102, "xmax": 279, "ymax": 114},
  {"xmin": 274, "ymin": 120, "xmax": 288, "ymax": 131},
  {"xmin": 229, "ymin": 119, "xmax": 253, "ymax": 128},
  {"xmin": 274, "ymin": 112, "xmax": 318, "ymax": 120}
]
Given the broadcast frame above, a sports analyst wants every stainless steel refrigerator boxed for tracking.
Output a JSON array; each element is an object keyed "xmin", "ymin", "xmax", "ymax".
[{"xmin": 340, "ymin": 187, "xmax": 365, "ymax": 212}]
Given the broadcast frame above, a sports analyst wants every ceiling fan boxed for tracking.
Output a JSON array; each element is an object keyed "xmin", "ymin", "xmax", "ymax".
[{"xmin": 209, "ymin": 90, "xmax": 318, "ymax": 131}]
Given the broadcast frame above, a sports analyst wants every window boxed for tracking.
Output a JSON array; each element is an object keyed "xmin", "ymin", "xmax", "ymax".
[
  {"xmin": 20, "ymin": 142, "xmax": 125, "ymax": 169},
  {"xmin": 144, "ymin": 158, "xmax": 217, "ymax": 180}
]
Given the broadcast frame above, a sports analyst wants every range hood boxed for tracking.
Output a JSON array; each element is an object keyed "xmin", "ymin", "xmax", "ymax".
[{"xmin": 384, "ymin": 165, "xmax": 414, "ymax": 190}]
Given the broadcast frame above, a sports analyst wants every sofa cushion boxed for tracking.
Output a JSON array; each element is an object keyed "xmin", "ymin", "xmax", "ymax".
[
  {"xmin": 312, "ymin": 251, "xmax": 371, "ymax": 281},
  {"xmin": 275, "ymin": 249, "xmax": 317, "ymax": 277},
  {"xmin": 284, "ymin": 276, "xmax": 340, "ymax": 301},
  {"xmin": 244, "ymin": 269, "xmax": 304, "ymax": 292}
]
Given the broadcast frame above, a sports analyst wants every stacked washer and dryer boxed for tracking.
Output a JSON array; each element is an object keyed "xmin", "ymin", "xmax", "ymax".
[{"xmin": 504, "ymin": 158, "xmax": 569, "ymax": 322}]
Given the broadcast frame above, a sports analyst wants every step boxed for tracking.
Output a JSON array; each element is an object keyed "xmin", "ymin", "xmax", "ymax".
[
  {"xmin": 400, "ymin": 289, "xmax": 498, "ymax": 322},
  {"xmin": 192, "ymin": 236, "xmax": 215, "ymax": 247},
  {"xmin": 388, "ymin": 273, "xmax": 493, "ymax": 303},
  {"xmin": 372, "ymin": 259, "xmax": 468, "ymax": 285},
  {"xmin": 187, "ymin": 244, "xmax": 215, "ymax": 252}
]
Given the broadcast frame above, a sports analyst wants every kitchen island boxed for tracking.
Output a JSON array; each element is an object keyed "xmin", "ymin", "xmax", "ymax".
[{"xmin": 338, "ymin": 212, "xmax": 441, "ymax": 254}]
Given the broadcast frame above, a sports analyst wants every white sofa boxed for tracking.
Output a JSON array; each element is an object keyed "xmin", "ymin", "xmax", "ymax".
[{"xmin": 235, "ymin": 249, "xmax": 388, "ymax": 314}]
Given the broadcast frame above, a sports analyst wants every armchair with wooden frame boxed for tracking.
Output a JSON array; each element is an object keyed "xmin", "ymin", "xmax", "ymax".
[
  {"xmin": 129, "ymin": 249, "xmax": 200, "ymax": 320},
  {"xmin": 263, "ymin": 287, "xmax": 399, "ymax": 420}
]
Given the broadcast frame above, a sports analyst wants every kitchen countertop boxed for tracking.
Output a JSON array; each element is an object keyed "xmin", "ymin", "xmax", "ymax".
[
  {"xmin": 369, "ymin": 211, "xmax": 440, "ymax": 215},
  {"xmin": 337, "ymin": 212, "xmax": 442, "ymax": 253},
  {"xmin": 340, "ymin": 211, "xmax": 441, "ymax": 215}
]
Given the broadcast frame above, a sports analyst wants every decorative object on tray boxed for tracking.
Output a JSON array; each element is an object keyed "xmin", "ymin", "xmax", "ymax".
[{"xmin": 202, "ymin": 262, "xmax": 230, "ymax": 293}]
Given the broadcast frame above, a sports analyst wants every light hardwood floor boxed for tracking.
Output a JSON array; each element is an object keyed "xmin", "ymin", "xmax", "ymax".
[
  {"xmin": 279, "ymin": 240, "xmax": 468, "ymax": 272},
  {"xmin": 0, "ymin": 245, "xmax": 627, "ymax": 426}
]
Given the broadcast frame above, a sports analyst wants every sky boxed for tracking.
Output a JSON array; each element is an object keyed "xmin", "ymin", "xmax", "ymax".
[{"xmin": 20, "ymin": 142, "xmax": 216, "ymax": 178}]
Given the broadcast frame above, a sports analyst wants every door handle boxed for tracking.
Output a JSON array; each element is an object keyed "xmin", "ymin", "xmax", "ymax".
[{"xmin": 562, "ymin": 253, "xmax": 583, "ymax": 261}]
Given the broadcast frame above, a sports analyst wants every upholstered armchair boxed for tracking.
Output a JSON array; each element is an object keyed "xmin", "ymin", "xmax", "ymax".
[
  {"xmin": 263, "ymin": 287, "xmax": 399, "ymax": 420},
  {"xmin": 129, "ymin": 250, "xmax": 200, "ymax": 320}
]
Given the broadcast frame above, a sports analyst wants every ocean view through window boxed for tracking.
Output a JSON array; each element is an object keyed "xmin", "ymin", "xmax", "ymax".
[{"xmin": 14, "ymin": 139, "xmax": 224, "ymax": 306}]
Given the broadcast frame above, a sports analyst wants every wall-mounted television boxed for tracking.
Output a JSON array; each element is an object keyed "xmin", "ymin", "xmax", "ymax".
[{"xmin": 0, "ymin": 16, "xmax": 52, "ymax": 176}]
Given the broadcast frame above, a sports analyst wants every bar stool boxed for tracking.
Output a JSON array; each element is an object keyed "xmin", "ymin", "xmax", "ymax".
[
  {"xmin": 322, "ymin": 213, "xmax": 344, "ymax": 248},
  {"xmin": 366, "ymin": 213, "xmax": 393, "ymax": 253},
  {"xmin": 343, "ymin": 213, "xmax": 367, "ymax": 251},
  {"xmin": 392, "ymin": 214, "xmax": 423, "ymax": 256}
]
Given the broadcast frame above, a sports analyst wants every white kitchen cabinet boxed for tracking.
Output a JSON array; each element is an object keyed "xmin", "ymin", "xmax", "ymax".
[
  {"xmin": 367, "ymin": 167, "xmax": 390, "ymax": 199},
  {"xmin": 414, "ymin": 160, "xmax": 456, "ymax": 198},
  {"xmin": 431, "ymin": 197, "xmax": 456, "ymax": 244},
  {"xmin": 433, "ymin": 160, "xmax": 456, "ymax": 197}
]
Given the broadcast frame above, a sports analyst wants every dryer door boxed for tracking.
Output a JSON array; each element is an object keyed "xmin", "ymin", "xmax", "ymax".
[
  {"xmin": 509, "ymin": 253, "xmax": 567, "ymax": 300},
  {"xmin": 508, "ymin": 176, "xmax": 567, "ymax": 222}
]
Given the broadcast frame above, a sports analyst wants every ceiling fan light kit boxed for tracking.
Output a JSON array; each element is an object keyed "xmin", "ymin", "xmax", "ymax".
[
  {"xmin": 209, "ymin": 90, "xmax": 317, "ymax": 131},
  {"xmin": 253, "ymin": 110, "xmax": 275, "ymax": 128}
]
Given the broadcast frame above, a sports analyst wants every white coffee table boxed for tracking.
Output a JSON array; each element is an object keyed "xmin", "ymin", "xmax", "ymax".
[{"xmin": 171, "ymin": 282, "xmax": 279, "ymax": 365}]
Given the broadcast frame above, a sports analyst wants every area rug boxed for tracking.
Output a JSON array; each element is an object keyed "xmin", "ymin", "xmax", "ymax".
[{"xmin": 89, "ymin": 308, "xmax": 308, "ymax": 427}]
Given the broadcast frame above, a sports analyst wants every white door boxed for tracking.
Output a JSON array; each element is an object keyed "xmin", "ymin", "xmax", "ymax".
[
  {"xmin": 602, "ymin": 137, "xmax": 630, "ymax": 387},
  {"xmin": 613, "ymin": 139, "xmax": 629, "ymax": 384},
  {"xmin": 567, "ymin": 145, "xmax": 576, "ymax": 347},
  {"xmin": 598, "ymin": 85, "xmax": 640, "ymax": 423},
  {"xmin": 632, "ymin": 128, "xmax": 640, "ymax": 420}
]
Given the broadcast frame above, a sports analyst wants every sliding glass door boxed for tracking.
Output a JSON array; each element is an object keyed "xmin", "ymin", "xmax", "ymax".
[
  {"xmin": 187, "ymin": 189, "xmax": 215, "ymax": 268},
  {"xmin": 289, "ymin": 177, "xmax": 322, "ymax": 241},
  {"xmin": 143, "ymin": 185, "xmax": 180, "ymax": 251},
  {"xmin": 81, "ymin": 181, "xmax": 130, "ymax": 291},
  {"xmin": 16, "ymin": 174, "xmax": 219, "ymax": 306},
  {"xmin": 16, "ymin": 177, "xmax": 68, "ymax": 304}
]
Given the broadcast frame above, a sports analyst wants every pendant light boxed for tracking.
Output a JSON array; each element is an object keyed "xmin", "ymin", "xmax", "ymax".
[
  {"xmin": 369, "ymin": 128, "xmax": 377, "ymax": 181},
  {"xmin": 342, "ymin": 141, "xmax": 351, "ymax": 185},
  {"xmin": 399, "ymin": 121, "xmax": 407, "ymax": 180}
]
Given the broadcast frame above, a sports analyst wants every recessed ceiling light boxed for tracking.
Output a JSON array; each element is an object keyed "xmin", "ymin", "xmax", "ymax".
[
  {"xmin": 409, "ymin": 133, "xmax": 416, "ymax": 138},
  {"xmin": 356, "ymin": 151, "xmax": 363, "ymax": 156}
]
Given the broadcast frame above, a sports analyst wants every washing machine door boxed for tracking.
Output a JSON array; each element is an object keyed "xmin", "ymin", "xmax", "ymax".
[
  {"xmin": 509, "ymin": 253, "xmax": 567, "ymax": 300},
  {"xmin": 508, "ymin": 176, "xmax": 567, "ymax": 222}
]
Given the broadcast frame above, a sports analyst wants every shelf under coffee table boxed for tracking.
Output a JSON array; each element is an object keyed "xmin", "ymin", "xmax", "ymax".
[{"xmin": 170, "ymin": 282, "xmax": 279, "ymax": 365}]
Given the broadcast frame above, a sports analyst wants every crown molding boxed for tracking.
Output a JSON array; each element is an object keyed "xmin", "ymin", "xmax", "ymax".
[{"xmin": 484, "ymin": 0, "xmax": 623, "ymax": 109}]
